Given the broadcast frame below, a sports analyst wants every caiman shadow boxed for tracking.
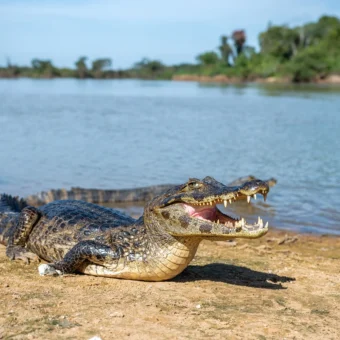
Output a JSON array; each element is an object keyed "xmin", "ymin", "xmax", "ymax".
[{"xmin": 175, "ymin": 263, "xmax": 295, "ymax": 289}]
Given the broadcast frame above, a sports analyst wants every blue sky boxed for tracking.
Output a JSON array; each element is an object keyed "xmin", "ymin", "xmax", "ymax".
[{"xmin": 1, "ymin": 0, "xmax": 340, "ymax": 69}]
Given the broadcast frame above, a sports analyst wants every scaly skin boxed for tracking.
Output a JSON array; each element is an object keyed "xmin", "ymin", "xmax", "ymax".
[
  {"xmin": 0, "ymin": 176, "xmax": 270, "ymax": 281},
  {"xmin": 24, "ymin": 175, "xmax": 276, "ymax": 206}
]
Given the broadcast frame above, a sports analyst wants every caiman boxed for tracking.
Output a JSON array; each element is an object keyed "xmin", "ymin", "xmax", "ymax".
[
  {"xmin": 25, "ymin": 175, "xmax": 276, "ymax": 206},
  {"xmin": 0, "ymin": 176, "xmax": 270, "ymax": 281}
]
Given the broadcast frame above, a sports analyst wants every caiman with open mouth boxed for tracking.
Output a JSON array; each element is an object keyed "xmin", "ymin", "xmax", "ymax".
[{"xmin": 0, "ymin": 176, "xmax": 269, "ymax": 281}]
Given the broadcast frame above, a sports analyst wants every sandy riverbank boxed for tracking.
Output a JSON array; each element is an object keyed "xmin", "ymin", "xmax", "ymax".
[{"xmin": 0, "ymin": 228, "xmax": 339, "ymax": 339}]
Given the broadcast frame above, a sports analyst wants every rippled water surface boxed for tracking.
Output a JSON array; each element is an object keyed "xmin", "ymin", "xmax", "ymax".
[{"xmin": 0, "ymin": 79, "xmax": 340, "ymax": 234}]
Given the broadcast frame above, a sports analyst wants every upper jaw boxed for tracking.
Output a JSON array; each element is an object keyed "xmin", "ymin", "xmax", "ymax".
[
  {"xmin": 183, "ymin": 179, "xmax": 270, "ymax": 207},
  {"xmin": 160, "ymin": 179, "xmax": 270, "ymax": 207}
]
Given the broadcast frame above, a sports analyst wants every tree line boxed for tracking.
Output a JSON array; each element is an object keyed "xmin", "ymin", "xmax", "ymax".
[
  {"xmin": 1, "ymin": 15, "xmax": 339, "ymax": 82},
  {"xmin": 2, "ymin": 57, "xmax": 115, "ymax": 79}
]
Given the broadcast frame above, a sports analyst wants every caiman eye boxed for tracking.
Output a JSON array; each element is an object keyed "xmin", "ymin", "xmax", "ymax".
[
  {"xmin": 181, "ymin": 179, "xmax": 203, "ymax": 192},
  {"xmin": 188, "ymin": 181, "xmax": 202, "ymax": 189}
]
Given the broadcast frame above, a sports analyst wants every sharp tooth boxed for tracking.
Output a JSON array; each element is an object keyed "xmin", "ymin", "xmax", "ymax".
[
  {"xmin": 210, "ymin": 201, "xmax": 213, "ymax": 206},
  {"xmin": 254, "ymin": 194, "xmax": 257, "ymax": 200},
  {"xmin": 247, "ymin": 196, "xmax": 251, "ymax": 203},
  {"xmin": 264, "ymin": 222, "xmax": 268, "ymax": 229},
  {"xmin": 229, "ymin": 199, "xmax": 232, "ymax": 204},
  {"xmin": 258, "ymin": 216, "xmax": 261, "ymax": 224},
  {"xmin": 241, "ymin": 218, "xmax": 245, "ymax": 227},
  {"xmin": 224, "ymin": 200, "xmax": 227, "ymax": 207},
  {"xmin": 217, "ymin": 219, "xmax": 220, "ymax": 224}
]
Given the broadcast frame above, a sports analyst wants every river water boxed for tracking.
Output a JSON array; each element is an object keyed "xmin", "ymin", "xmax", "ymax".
[{"xmin": 0, "ymin": 78, "xmax": 339, "ymax": 235}]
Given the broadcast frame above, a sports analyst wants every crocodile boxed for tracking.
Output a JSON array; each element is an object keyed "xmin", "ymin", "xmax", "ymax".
[
  {"xmin": 0, "ymin": 176, "xmax": 270, "ymax": 281},
  {"xmin": 25, "ymin": 175, "xmax": 277, "ymax": 206}
]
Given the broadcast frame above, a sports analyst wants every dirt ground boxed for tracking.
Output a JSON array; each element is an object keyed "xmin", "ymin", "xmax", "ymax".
[{"xmin": 0, "ymin": 228, "xmax": 339, "ymax": 340}]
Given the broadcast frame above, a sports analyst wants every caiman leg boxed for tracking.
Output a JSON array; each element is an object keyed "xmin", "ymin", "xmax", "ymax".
[
  {"xmin": 38, "ymin": 240, "xmax": 122, "ymax": 276},
  {"xmin": 6, "ymin": 206, "xmax": 41, "ymax": 263}
]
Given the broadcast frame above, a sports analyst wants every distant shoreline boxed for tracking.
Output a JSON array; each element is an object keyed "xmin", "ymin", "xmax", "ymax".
[{"xmin": 1, "ymin": 74, "xmax": 340, "ymax": 85}]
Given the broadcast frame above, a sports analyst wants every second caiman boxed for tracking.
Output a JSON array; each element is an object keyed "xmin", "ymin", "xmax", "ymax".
[{"xmin": 25, "ymin": 175, "xmax": 276, "ymax": 206}]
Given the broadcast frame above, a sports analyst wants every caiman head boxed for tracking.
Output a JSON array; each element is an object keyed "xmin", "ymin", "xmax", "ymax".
[{"xmin": 145, "ymin": 176, "xmax": 270, "ymax": 239}]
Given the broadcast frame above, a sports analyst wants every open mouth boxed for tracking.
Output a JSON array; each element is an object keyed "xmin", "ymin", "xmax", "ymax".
[{"xmin": 183, "ymin": 193, "xmax": 268, "ymax": 232}]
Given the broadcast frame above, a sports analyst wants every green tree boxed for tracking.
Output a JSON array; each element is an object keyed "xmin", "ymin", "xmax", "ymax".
[
  {"xmin": 133, "ymin": 58, "xmax": 165, "ymax": 78},
  {"xmin": 233, "ymin": 53, "xmax": 251, "ymax": 78},
  {"xmin": 256, "ymin": 15, "xmax": 340, "ymax": 80},
  {"xmin": 31, "ymin": 59, "xmax": 58, "ymax": 78},
  {"xmin": 288, "ymin": 46, "xmax": 331, "ymax": 82},
  {"xmin": 91, "ymin": 58, "xmax": 112, "ymax": 72},
  {"xmin": 259, "ymin": 26, "xmax": 299, "ymax": 61},
  {"xmin": 91, "ymin": 58, "xmax": 112, "ymax": 78},
  {"xmin": 218, "ymin": 36, "xmax": 233, "ymax": 65},
  {"xmin": 147, "ymin": 61, "xmax": 164, "ymax": 73},
  {"xmin": 196, "ymin": 51, "xmax": 220, "ymax": 65},
  {"xmin": 75, "ymin": 56, "xmax": 88, "ymax": 78}
]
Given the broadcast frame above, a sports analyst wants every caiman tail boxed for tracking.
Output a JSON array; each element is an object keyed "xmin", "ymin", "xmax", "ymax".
[
  {"xmin": 25, "ymin": 185, "xmax": 175, "ymax": 206},
  {"xmin": 0, "ymin": 194, "xmax": 27, "ymax": 245}
]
